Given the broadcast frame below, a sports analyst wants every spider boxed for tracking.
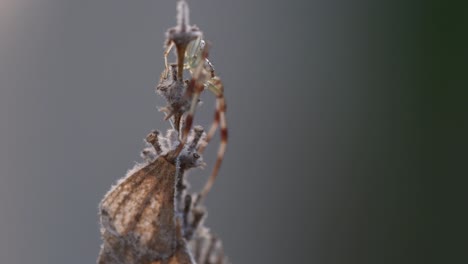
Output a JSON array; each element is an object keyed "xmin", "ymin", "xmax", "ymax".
[{"xmin": 158, "ymin": 0, "xmax": 227, "ymax": 203}]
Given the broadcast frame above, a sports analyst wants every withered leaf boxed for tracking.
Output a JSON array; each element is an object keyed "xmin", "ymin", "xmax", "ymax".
[{"xmin": 98, "ymin": 156, "xmax": 194, "ymax": 264}]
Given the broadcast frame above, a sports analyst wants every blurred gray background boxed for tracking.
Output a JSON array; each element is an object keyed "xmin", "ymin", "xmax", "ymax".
[{"xmin": 0, "ymin": 0, "xmax": 466, "ymax": 263}]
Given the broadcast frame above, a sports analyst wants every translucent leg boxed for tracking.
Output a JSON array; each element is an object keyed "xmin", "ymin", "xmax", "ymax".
[
  {"xmin": 198, "ymin": 78, "xmax": 223, "ymax": 153},
  {"xmin": 198, "ymin": 77, "xmax": 227, "ymax": 203},
  {"xmin": 163, "ymin": 42, "xmax": 174, "ymax": 77}
]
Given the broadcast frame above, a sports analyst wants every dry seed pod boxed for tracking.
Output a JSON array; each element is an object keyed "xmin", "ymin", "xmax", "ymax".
[{"xmin": 98, "ymin": 156, "xmax": 190, "ymax": 264}]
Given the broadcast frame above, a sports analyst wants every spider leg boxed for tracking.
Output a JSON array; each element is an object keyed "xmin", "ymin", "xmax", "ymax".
[
  {"xmin": 198, "ymin": 112, "xmax": 219, "ymax": 153},
  {"xmin": 193, "ymin": 58, "xmax": 219, "ymax": 152},
  {"xmin": 205, "ymin": 58, "xmax": 215, "ymax": 78},
  {"xmin": 173, "ymin": 45, "xmax": 209, "ymax": 157},
  {"xmin": 163, "ymin": 41, "xmax": 174, "ymax": 77},
  {"xmin": 197, "ymin": 79, "xmax": 223, "ymax": 153},
  {"xmin": 172, "ymin": 45, "xmax": 228, "ymax": 202},
  {"xmin": 198, "ymin": 77, "xmax": 227, "ymax": 203}
]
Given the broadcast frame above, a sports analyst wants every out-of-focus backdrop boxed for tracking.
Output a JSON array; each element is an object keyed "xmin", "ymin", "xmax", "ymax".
[{"xmin": 0, "ymin": 0, "xmax": 466, "ymax": 263}]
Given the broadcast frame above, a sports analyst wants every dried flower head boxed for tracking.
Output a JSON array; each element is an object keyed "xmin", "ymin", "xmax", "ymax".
[{"xmin": 98, "ymin": 1, "xmax": 229, "ymax": 263}]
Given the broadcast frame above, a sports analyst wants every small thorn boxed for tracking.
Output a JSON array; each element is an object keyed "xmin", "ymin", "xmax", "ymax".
[{"xmin": 146, "ymin": 130, "xmax": 163, "ymax": 155}]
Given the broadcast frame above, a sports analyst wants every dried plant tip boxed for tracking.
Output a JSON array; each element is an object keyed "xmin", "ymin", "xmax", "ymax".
[
  {"xmin": 157, "ymin": 65, "xmax": 191, "ymax": 134},
  {"xmin": 146, "ymin": 130, "xmax": 163, "ymax": 155},
  {"xmin": 176, "ymin": 0, "xmax": 190, "ymax": 32},
  {"xmin": 165, "ymin": 0, "xmax": 202, "ymax": 81}
]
